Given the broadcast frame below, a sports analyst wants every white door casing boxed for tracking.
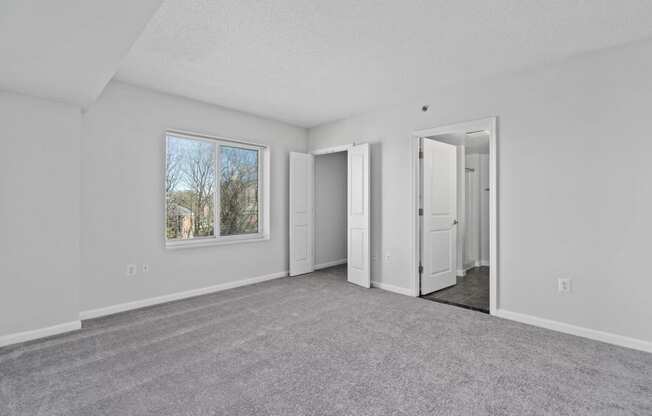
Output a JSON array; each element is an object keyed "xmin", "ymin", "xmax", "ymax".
[
  {"xmin": 289, "ymin": 152, "xmax": 314, "ymax": 276},
  {"xmin": 421, "ymin": 139, "xmax": 458, "ymax": 295},
  {"xmin": 347, "ymin": 143, "xmax": 370, "ymax": 288}
]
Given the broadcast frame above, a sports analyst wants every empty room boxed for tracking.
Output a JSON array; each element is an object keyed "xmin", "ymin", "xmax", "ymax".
[{"xmin": 1, "ymin": 1, "xmax": 651, "ymax": 415}]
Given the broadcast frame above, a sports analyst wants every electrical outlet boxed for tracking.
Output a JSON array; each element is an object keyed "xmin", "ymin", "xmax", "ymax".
[
  {"xmin": 142, "ymin": 264, "xmax": 150, "ymax": 273},
  {"xmin": 384, "ymin": 252, "xmax": 391, "ymax": 262},
  {"xmin": 558, "ymin": 278, "xmax": 571, "ymax": 293},
  {"xmin": 126, "ymin": 264, "xmax": 137, "ymax": 277}
]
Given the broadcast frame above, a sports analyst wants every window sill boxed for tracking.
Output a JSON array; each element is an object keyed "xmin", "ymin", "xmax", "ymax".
[{"xmin": 165, "ymin": 235, "xmax": 270, "ymax": 250}]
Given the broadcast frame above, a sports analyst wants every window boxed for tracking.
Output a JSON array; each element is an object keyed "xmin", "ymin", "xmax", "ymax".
[{"xmin": 165, "ymin": 131, "xmax": 268, "ymax": 247}]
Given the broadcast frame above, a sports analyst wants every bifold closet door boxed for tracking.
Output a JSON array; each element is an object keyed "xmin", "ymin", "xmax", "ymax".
[
  {"xmin": 347, "ymin": 144, "xmax": 370, "ymax": 288},
  {"xmin": 289, "ymin": 152, "xmax": 314, "ymax": 276}
]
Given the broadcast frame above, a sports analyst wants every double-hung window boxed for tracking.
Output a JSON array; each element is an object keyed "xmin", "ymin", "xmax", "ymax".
[{"xmin": 165, "ymin": 131, "xmax": 269, "ymax": 248}]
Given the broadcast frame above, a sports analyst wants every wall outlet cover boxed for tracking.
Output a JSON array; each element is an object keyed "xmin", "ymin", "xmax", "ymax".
[
  {"xmin": 558, "ymin": 278, "xmax": 571, "ymax": 293},
  {"xmin": 126, "ymin": 264, "xmax": 137, "ymax": 277}
]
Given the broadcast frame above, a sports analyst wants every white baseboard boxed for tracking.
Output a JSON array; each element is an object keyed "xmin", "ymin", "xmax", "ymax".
[
  {"xmin": 80, "ymin": 271, "xmax": 288, "ymax": 320},
  {"xmin": 314, "ymin": 258, "xmax": 347, "ymax": 270},
  {"xmin": 495, "ymin": 309, "xmax": 652, "ymax": 353},
  {"xmin": 0, "ymin": 321, "xmax": 81, "ymax": 348},
  {"xmin": 460, "ymin": 262, "xmax": 489, "ymax": 274},
  {"xmin": 372, "ymin": 281, "xmax": 413, "ymax": 297}
]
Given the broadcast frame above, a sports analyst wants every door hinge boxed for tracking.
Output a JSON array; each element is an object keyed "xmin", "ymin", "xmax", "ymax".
[
  {"xmin": 418, "ymin": 150, "xmax": 424, "ymax": 159},
  {"xmin": 418, "ymin": 264, "xmax": 423, "ymax": 274},
  {"xmin": 418, "ymin": 208, "xmax": 423, "ymax": 216}
]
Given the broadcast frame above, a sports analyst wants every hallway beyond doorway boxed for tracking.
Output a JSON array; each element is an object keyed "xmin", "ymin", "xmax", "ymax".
[{"xmin": 421, "ymin": 267, "xmax": 489, "ymax": 313}]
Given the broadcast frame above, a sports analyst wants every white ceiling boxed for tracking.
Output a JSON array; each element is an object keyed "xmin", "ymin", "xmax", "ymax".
[
  {"xmin": 3, "ymin": 1, "xmax": 652, "ymax": 125},
  {"xmin": 0, "ymin": 0, "xmax": 163, "ymax": 107},
  {"xmin": 116, "ymin": 0, "xmax": 652, "ymax": 127}
]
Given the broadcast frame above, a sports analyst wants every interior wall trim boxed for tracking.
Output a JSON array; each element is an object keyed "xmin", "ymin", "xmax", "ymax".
[
  {"xmin": 0, "ymin": 321, "xmax": 82, "ymax": 348},
  {"xmin": 314, "ymin": 259, "xmax": 347, "ymax": 270},
  {"xmin": 495, "ymin": 309, "xmax": 652, "ymax": 353},
  {"xmin": 371, "ymin": 281, "xmax": 414, "ymax": 297},
  {"xmin": 80, "ymin": 271, "xmax": 289, "ymax": 320}
]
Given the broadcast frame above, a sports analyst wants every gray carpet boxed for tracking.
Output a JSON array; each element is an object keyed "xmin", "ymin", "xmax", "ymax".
[{"xmin": 1, "ymin": 265, "xmax": 651, "ymax": 416}]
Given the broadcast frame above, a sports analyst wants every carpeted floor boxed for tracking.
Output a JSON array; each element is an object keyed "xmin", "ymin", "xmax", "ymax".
[{"xmin": 1, "ymin": 265, "xmax": 651, "ymax": 415}]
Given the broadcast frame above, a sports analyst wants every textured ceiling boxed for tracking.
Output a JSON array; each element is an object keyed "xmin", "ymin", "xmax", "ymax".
[
  {"xmin": 0, "ymin": 0, "xmax": 163, "ymax": 107},
  {"xmin": 119, "ymin": 1, "xmax": 651, "ymax": 127}
]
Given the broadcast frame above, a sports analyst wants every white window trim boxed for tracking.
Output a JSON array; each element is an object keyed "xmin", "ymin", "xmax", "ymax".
[{"xmin": 164, "ymin": 129, "xmax": 271, "ymax": 249}]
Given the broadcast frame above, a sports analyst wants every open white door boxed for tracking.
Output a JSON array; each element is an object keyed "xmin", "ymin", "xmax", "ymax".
[
  {"xmin": 421, "ymin": 139, "xmax": 458, "ymax": 295},
  {"xmin": 347, "ymin": 143, "xmax": 370, "ymax": 288},
  {"xmin": 289, "ymin": 152, "xmax": 314, "ymax": 276}
]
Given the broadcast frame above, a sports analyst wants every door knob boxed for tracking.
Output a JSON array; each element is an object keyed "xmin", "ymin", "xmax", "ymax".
[{"xmin": 453, "ymin": 220, "xmax": 458, "ymax": 225}]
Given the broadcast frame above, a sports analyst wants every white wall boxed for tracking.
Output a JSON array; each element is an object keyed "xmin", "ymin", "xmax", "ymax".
[
  {"xmin": 463, "ymin": 152, "xmax": 490, "ymax": 269},
  {"xmin": 80, "ymin": 81, "xmax": 307, "ymax": 312},
  {"xmin": 456, "ymin": 145, "xmax": 465, "ymax": 274},
  {"xmin": 314, "ymin": 152, "xmax": 347, "ymax": 266},
  {"xmin": 464, "ymin": 153, "xmax": 481, "ymax": 268},
  {"xmin": 479, "ymin": 154, "xmax": 490, "ymax": 265},
  {"xmin": 309, "ymin": 39, "xmax": 652, "ymax": 343},
  {"xmin": 0, "ymin": 92, "xmax": 81, "ymax": 337}
]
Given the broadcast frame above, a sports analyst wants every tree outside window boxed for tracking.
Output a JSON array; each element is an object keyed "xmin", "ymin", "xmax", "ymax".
[{"xmin": 165, "ymin": 133, "xmax": 263, "ymax": 244}]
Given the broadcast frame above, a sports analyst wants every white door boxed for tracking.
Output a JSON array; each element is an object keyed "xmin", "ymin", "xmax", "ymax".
[
  {"xmin": 289, "ymin": 152, "xmax": 314, "ymax": 276},
  {"xmin": 421, "ymin": 139, "xmax": 458, "ymax": 294},
  {"xmin": 347, "ymin": 143, "xmax": 371, "ymax": 288}
]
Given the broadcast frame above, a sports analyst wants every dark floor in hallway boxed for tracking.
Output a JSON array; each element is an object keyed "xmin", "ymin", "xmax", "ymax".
[{"xmin": 421, "ymin": 266, "xmax": 489, "ymax": 313}]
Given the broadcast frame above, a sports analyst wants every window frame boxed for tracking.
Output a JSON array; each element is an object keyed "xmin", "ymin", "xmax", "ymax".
[{"xmin": 164, "ymin": 129, "xmax": 270, "ymax": 249}]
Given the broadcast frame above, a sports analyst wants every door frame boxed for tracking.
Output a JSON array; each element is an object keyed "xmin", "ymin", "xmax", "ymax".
[
  {"xmin": 410, "ymin": 117, "xmax": 498, "ymax": 314},
  {"xmin": 311, "ymin": 144, "xmax": 353, "ymax": 156}
]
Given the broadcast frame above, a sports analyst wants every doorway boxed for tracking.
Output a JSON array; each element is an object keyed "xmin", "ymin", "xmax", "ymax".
[
  {"xmin": 411, "ymin": 118, "xmax": 497, "ymax": 314},
  {"xmin": 289, "ymin": 144, "xmax": 371, "ymax": 288},
  {"xmin": 314, "ymin": 151, "xmax": 348, "ymax": 271}
]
